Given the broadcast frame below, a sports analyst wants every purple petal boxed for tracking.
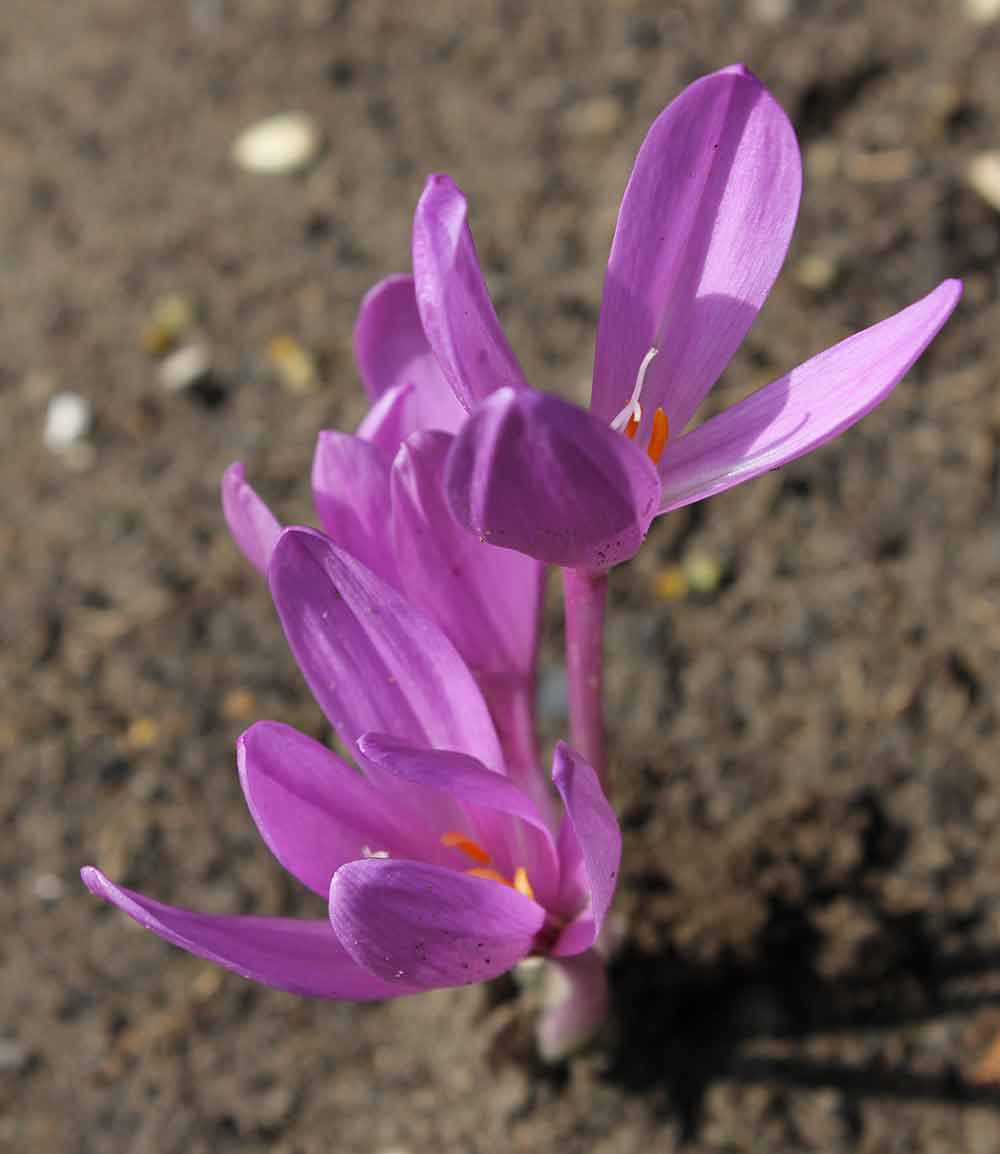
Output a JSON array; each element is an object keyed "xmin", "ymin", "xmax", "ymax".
[
  {"xmin": 311, "ymin": 432, "xmax": 397, "ymax": 585},
  {"xmin": 445, "ymin": 387, "xmax": 661, "ymax": 570},
  {"xmin": 354, "ymin": 380, "xmax": 416, "ymax": 454},
  {"xmin": 659, "ymin": 279, "xmax": 963, "ymax": 514},
  {"xmin": 238, "ymin": 722, "xmax": 444, "ymax": 898},
  {"xmin": 330, "ymin": 858, "xmax": 545, "ymax": 988},
  {"xmin": 353, "ymin": 274, "xmax": 465, "ymax": 438},
  {"xmin": 551, "ymin": 742, "xmax": 621, "ymax": 955},
  {"xmin": 81, "ymin": 867, "xmax": 417, "ymax": 999},
  {"xmin": 412, "ymin": 174, "xmax": 529, "ymax": 410},
  {"xmin": 591, "ymin": 68, "xmax": 801, "ymax": 439},
  {"xmin": 537, "ymin": 950, "xmax": 609, "ymax": 1061},
  {"xmin": 391, "ymin": 429, "xmax": 543, "ymax": 678},
  {"xmin": 357, "ymin": 733, "xmax": 559, "ymax": 908},
  {"xmin": 268, "ymin": 527, "xmax": 503, "ymax": 768},
  {"xmin": 221, "ymin": 462, "xmax": 282, "ymax": 575}
]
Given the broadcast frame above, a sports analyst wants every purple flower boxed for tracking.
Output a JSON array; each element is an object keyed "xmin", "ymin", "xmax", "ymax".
[
  {"xmin": 399, "ymin": 65, "xmax": 962, "ymax": 571},
  {"xmin": 83, "ymin": 528, "xmax": 620, "ymax": 1056},
  {"xmin": 222, "ymin": 277, "xmax": 545, "ymax": 796}
]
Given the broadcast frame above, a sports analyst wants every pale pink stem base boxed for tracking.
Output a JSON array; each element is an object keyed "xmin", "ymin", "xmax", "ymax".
[
  {"xmin": 537, "ymin": 948, "xmax": 609, "ymax": 1061},
  {"xmin": 562, "ymin": 567, "xmax": 609, "ymax": 791}
]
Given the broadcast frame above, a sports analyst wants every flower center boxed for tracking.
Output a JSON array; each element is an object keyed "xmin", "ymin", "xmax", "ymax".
[
  {"xmin": 440, "ymin": 832, "xmax": 536, "ymax": 901},
  {"xmin": 609, "ymin": 346, "xmax": 670, "ymax": 465}
]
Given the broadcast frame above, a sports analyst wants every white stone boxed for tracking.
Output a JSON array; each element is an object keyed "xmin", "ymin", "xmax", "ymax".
[
  {"xmin": 158, "ymin": 343, "xmax": 212, "ymax": 392},
  {"xmin": 967, "ymin": 152, "xmax": 1000, "ymax": 213},
  {"xmin": 231, "ymin": 113, "xmax": 321, "ymax": 174},
  {"xmin": 33, "ymin": 872, "xmax": 64, "ymax": 902},
  {"xmin": 967, "ymin": 0, "xmax": 1000, "ymax": 22},
  {"xmin": 43, "ymin": 391, "xmax": 91, "ymax": 451}
]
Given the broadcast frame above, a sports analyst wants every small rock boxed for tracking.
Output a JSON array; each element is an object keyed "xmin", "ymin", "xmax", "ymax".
[
  {"xmin": 684, "ymin": 551, "xmax": 724, "ymax": 593},
  {"xmin": 158, "ymin": 343, "xmax": 212, "ymax": 393},
  {"xmin": 654, "ymin": 565, "xmax": 689, "ymax": 602},
  {"xmin": 221, "ymin": 688, "xmax": 257, "ymax": 722},
  {"xmin": 32, "ymin": 873, "xmax": 64, "ymax": 903},
  {"xmin": 564, "ymin": 96, "xmax": 623, "ymax": 140},
  {"xmin": 232, "ymin": 113, "xmax": 321, "ymax": 175},
  {"xmin": 0, "ymin": 1038, "xmax": 29, "ymax": 1073},
  {"xmin": 141, "ymin": 293, "xmax": 195, "ymax": 355},
  {"xmin": 751, "ymin": 0, "xmax": 792, "ymax": 22},
  {"xmin": 266, "ymin": 335, "xmax": 318, "ymax": 394},
  {"xmin": 805, "ymin": 140, "xmax": 841, "ymax": 183},
  {"xmin": 967, "ymin": 152, "xmax": 1000, "ymax": 213},
  {"xmin": 43, "ymin": 391, "xmax": 91, "ymax": 451},
  {"xmin": 795, "ymin": 253, "xmax": 838, "ymax": 293},
  {"xmin": 845, "ymin": 148, "xmax": 915, "ymax": 184},
  {"xmin": 125, "ymin": 717, "xmax": 161, "ymax": 751},
  {"xmin": 967, "ymin": 0, "xmax": 1000, "ymax": 22}
]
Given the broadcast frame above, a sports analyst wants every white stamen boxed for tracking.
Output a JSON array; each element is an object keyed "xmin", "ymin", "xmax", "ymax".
[
  {"xmin": 610, "ymin": 347, "xmax": 658, "ymax": 431},
  {"xmin": 362, "ymin": 846, "xmax": 390, "ymax": 859}
]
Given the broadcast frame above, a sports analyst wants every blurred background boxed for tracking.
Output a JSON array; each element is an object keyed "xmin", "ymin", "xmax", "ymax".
[{"xmin": 3, "ymin": 2, "xmax": 1000, "ymax": 1151}]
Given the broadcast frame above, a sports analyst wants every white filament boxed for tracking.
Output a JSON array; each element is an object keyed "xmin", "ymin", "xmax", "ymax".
[{"xmin": 610, "ymin": 347, "xmax": 658, "ymax": 432}]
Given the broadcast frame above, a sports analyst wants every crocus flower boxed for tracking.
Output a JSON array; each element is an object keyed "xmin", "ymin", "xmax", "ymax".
[
  {"xmin": 400, "ymin": 65, "xmax": 962, "ymax": 571},
  {"xmin": 222, "ymin": 277, "xmax": 545, "ymax": 794},
  {"xmin": 83, "ymin": 528, "xmax": 620, "ymax": 1058}
]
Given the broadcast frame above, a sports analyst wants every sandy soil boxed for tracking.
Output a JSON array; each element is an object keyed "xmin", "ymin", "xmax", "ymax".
[{"xmin": 3, "ymin": 2, "xmax": 1000, "ymax": 1151}]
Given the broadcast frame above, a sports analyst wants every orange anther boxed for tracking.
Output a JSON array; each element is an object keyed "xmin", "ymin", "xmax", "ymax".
[
  {"xmin": 440, "ymin": 832, "xmax": 492, "ymax": 866},
  {"xmin": 624, "ymin": 413, "xmax": 639, "ymax": 440},
  {"xmin": 513, "ymin": 867, "xmax": 535, "ymax": 901},
  {"xmin": 465, "ymin": 867, "xmax": 511, "ymax": 886},
  {"xmin": 647, "ymin": 407, "xmax": 669, "ymax": 464}
]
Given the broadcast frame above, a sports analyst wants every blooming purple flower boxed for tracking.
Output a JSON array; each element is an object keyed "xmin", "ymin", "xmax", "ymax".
[
  {"xmin": 397, "ymin": 65, "xmax": 962, "ymax": 571},
  {"xmin": 222, "ymin": 277, "xmax": 545, "ymax": 794},
  {"xmin": 83, "ymin": 528, "xmax": 620, "ymax": 1056}
]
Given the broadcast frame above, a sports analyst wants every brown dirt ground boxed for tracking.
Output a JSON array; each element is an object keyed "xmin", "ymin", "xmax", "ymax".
[{"xmin": 3, "ymin": 2, "xmax": 1000, "ymax": 1151}]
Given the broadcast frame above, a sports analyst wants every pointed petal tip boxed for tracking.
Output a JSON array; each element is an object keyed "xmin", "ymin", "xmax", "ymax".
[
  {"xmin": 81, "ymin": 864, "xmax": 106, "ymax": 896},
  {"xmin": 221, "ymin": 460, "xmax": 283, "ymax": 575}
]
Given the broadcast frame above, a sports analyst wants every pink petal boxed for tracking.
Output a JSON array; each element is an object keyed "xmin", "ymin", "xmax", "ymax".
[
  {"xmin": 268, "ymin": 527, "xmax": 503, "ymax": 768},
  {"xmin": 391, "ymin": 429, "xmax": 543, "ymax": 679},
  {"xmin": 591, "ymin": 68, "xmax": 801, "ymax": 440},
  {"xmin": 237, "ymin": 722, "xmax": 444, "ymax": 898},
  {"xmin": 221, "ymin": 462, "xmax": 282, "ymax": 576},
  {"xmin": 353, "ymin": 274, "xmax": 465, "ymax": 437},
  {"xmin": 357, "ymin": 733, "xmax": 559, "ymax": 908},
  {"xmin": 81, "ymin": 867, "xmax": 416, "ymax": 999},
  {"xmin": 412, "ymin": 174, "xmax": 529, "ymax": 410},
  {"xmin": 659, "ymin": 279, "xmax": 963, "ymax": 514},
  {"xmin": 551, "ymin": 742, "xmax": 621, "ymax": 955},
  {"xmin": 445, "ymin": 387, "xmax": 661, "ymax": 570},
  {"xmin": 330, "ymin": 858, "xmax": 545, "ymax": 989},
  {"xmin": 354, "ymin": 380, "xmax": 416, "ymax": 454},
  {"xmin": 311, "ymin": 431, "xmax": 397, "ymax": 585}
]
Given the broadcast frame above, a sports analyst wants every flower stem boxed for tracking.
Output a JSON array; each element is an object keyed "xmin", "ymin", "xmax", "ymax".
[
  {"xmin": 483, "ymin": 673, "xmax": 554, "ymax": 825},
  {"xmin": 537, "ymin": 948, "xmax": 609, "ymax": 1061},
  {"xmin": 562, "ymin": 567, "xmax": 609, "ymax": 790}
]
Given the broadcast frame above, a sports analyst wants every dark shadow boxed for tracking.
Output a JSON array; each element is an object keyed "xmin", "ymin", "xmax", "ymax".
[{"xmin": 605, "ymin": 861, "xmax": 1000, "ymax": 1140}]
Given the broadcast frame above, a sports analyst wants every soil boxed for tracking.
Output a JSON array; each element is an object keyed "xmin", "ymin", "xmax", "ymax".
[{"xmin": 3, "ymin": 2, "xmax": 1000, "ymax": 1152}]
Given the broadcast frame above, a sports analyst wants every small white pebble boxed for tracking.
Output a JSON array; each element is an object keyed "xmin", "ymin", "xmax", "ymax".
[
  {"xmin": 33, "ymin": 873, "xmax": 64, "ymax": 903},
  {"xmin": 967, "ymin": 152, "xmax": 1000, "ymax": 213},
  {"xmin": 232, "ymin": 113, "xmax": 321, "ymax": 174},
  {"xmin": 751, "ymin": 0, "xmax": 792, "ymax": 23},
  {"xmin": 158, "ymin": 343, "xmax": 212, "ymax": 392},
  {"xmin": 967, "ymin": 0, "xmax": 1000, "ymax": 22},
  {"xmin": 0, "ymin": 1039, "xmax": 28, "ymax": 1073},
  {"xmin": 43, "ymin": 391, "xmax": 92, "ymax": 451}
]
